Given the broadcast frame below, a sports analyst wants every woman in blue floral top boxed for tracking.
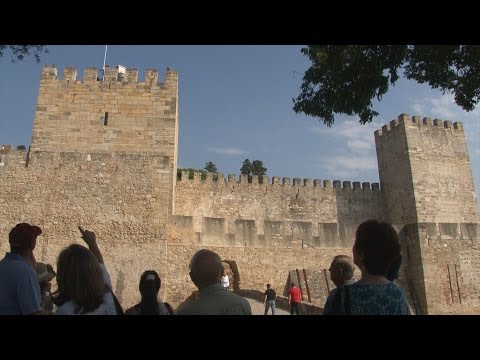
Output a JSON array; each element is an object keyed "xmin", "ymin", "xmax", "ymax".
[{"xmin": 324, "ymin": 220, "xmax": 410, "ymax": 315}]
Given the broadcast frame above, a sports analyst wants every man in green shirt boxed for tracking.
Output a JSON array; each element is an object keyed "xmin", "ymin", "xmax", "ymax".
[{"xmin": 176, "ymin": 249, "xmax": 252, "ymax": 315}]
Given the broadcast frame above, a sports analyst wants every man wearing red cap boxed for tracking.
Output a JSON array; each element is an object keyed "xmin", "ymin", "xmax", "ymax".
[{"xmin": 0, "ymin": 223, "xmax": 44, "ymax": 314}]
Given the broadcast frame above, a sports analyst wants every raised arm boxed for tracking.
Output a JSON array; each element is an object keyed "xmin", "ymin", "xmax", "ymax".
[{"xmin": 78, "ymin": 226, "xmax": 104, "ymax": 264}]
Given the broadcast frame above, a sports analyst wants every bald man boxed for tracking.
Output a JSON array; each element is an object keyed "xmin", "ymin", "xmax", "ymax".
[
  {"xmin": 322, "ymin": 255, "xmax": 357, "ymax": 315},
  {"xmin": 176, "ymin": 249, "xmax": 252, "ymax": 315}
]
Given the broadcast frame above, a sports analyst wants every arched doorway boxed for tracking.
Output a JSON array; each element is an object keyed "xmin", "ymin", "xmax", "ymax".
[{"xmin": 222, "ymin": 260, "xmax": 240, "ymax": 292}]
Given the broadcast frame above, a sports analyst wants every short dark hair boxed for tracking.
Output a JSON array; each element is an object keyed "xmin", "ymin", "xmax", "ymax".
[
  {"xmin": 190, "ymin": 249, "xmax": 223, "ymax": 288},
  {"xmin": 140, "ymin": 270, "xmax": 161, "ymax": 294},
  {"xmin": 138, "ymin": 270, "xmax": 161, "ymax": 315},
  {"xmin": 355, "ymin": 220, "xmax": 400, "ymax": 276},
  {"xmin": 266, "ymin": 283, "xmax": 271, "ymax": 288}
]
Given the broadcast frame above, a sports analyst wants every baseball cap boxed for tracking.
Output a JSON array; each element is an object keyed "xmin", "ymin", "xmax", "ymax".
[{"xmin": 8, "ymin": 223, "xmax": 42, "ymax": 250}]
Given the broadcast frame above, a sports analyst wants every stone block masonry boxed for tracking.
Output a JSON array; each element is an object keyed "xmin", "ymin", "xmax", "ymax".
[
  {"xmin": 1, "ymin": 66, "xmax": 479, "ymax": 313},
  {"xmin": 32, "ymin": 65, "xmax": 179, "ymax": 215}
]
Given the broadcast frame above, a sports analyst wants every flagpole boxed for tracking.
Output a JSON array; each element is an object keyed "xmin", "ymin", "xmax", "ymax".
[{"xmin": 102, "ymin": 45, "xmax": 108, "ymax": 81}]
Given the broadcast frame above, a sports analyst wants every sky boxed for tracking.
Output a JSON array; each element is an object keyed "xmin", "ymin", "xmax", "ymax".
[{"xmin": 0, "ymin": 45, "xmax": 479, "ymax": 205}]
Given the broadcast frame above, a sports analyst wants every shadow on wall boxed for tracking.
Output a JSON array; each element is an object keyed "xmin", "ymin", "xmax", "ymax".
[
  {"xmin": 283, "ymin": 273, "xmax": 293, "ymax": 297},
  {"xmin": 115, "ymin": 269, "xmax": 125, "ymax": 304},
  {"xmin": 284, "ymin": 271, "xmax": 304, "ymax": 297},
  {"xmin": 398, "ymin": 225, "xmax": 423, "ymax": 315}
]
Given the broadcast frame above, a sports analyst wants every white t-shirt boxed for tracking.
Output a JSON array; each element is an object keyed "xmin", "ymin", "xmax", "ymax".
[
  {"xmin": 221, "ymin": 275, "xmax": 230, "ymax": 288},
  {"xmin": 55, "ymin": 264, "xmax": 117, "ymax": 315}
]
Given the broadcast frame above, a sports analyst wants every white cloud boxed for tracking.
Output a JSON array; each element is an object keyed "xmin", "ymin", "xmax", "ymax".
[
  {"xmin": 410, "ymin": 94, "xmax": 480, "ymax": 157},
  {"xmin": 411, "ymin": 102, "xmax": 426, "ymax": 116},
  {"xmin": 308, "ymin": 119, "xmax": 381, "ymax": 154},
  {"xmin": 315, "ymin": 155, "xmax": 377, "ymax": 180},
  {"xmin": 410, "ymin": 94, "xmax": 480, "ymax": 122},
  {"xmin": 346, "ymin": 139, "xmax": 372, "ymax": 153},
  {"xmin": 308, "ymin": 119, "xmax": 380, "ymax": 179},
  {"xmin": 326, "ymin": 155, "xmax": 377, "ymax": 171},
  {"xmin": 309, "ymin": 119, "xmax": 381, "ymax": 140},
  {"xmin": 327, "ymin": 168, "xmax": 354, "ymax": 179},
  {"xmin": 207, "ymin": 147, "xmax": 248, "ymax": 156}
]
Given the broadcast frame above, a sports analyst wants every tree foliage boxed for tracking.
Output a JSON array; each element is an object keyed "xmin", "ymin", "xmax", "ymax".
[
  {"xmin": 204, "ymin": 161, "xmax": 217, "ymax": 173},
  {"xmin": 177, "ymin": 168, "xmax": 207, "ymax": 180},
  {"xmin": 240, "ymin": 159, "xmax": 252, "ymax": 175},
  {"xmin": 293, "ymin": 45, "xmax": 480, "ymax": 126},
  {"xmin": 0, "ymin": 45, "xmax": 49, "ymax": 63},
  {"xmin": 251, "ymin": 160, "xmax": 267, "ymax": 176},
  {"xmin": 240, "ymin": 159, "xmax": 267, "ymax": 176}
]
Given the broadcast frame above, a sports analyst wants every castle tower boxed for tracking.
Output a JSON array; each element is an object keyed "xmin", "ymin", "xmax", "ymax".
[
  {"xmin": 375, "ymin": 113, "xmax": 480, "ymax": 314},
  {"xmin": 31, "ymin": 65, "xmax": 179, "ymax": 216}
]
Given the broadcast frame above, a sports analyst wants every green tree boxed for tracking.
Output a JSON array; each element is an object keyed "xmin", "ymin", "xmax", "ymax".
[
  {"xmin": 251, "ymin": 160, "xmax": 267, "ymax": 176},
  {"xmin": 177, "ymin": 168, "xmax": 207, "ymax": 180},
  {"xmin": 240, "ymin": 159, "xmax": 252, "ymax": 175},
  {"xmin": 204, "ymin": 161, "xmax": 217, "ymax": 173},
  {"xmin": 0, "ymin": 45, "xmax": 48, "ymax": 63},
  {"xmin": 293, "ymin": 45, "xmax": 480, "ymax": 126}
]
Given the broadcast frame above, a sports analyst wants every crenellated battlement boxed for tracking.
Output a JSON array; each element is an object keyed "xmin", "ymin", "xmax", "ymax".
[
  {"xmin": 40, "ymin": 64, "xmax": 177, "ymax": 87},
  {"xmin": 4, "ymin": 59, "xmax": 479, "ymax": 314},
  {"xmin": 178, "ymin": 171, "xmax": 380, "ymax": 191},
  {"xmin": 1, "ymin": 144, "xmax": 28, "ymax": 154},
  {"xmin": 0, "ymin": 145, "xmax": 29, "ymax": 168},
  {"xmin": 374, "ymin": 113, "xmax": 464, "ymax": 138}
]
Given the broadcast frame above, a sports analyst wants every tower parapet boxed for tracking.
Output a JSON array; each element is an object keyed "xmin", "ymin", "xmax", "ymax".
[
  {"xmin": 31, "ymin": 64, "xmax": 179, "ymax": 218},
  {"xmin": 41, "ymin": 64, "xmax": 57, "ymax": 80},
  {"xmin": 38, "ymin": 65, "xmax": 177, "ymax": 87},
  {"xmin": 375, "ymin": 112, "xmax": 479, "ymax": 314},
  {"xmin": 374, "ymin": 113, "xmax": 464, "ymax": 138},
  {"xmin": 177, "ymin": 172, "xmax": 381, "ymax": 194}
]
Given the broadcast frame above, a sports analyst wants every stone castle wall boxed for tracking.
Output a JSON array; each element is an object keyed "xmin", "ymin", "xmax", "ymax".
[
  {"xmin": 375, "ymin": 114, "xmax": 478, "ymax": 224},
  {"xmin": 375, "ymin": 114, "xmax": 480, "ymax": 314},
  {"xmin": 174, "ymin": 172, "xmax": 385, "ymax": 249},
  {"xmin": 1, "ymin": 66, "xmax": 479, "ymax": 313},
  {"xmin": 164, "ymin": 244, "xmax": 346, "ymax": 308},
  {"xmin": 0, "ymin": 147, "xmax": 171, "ymax": 307},
  {"xmin": 31, "ymin": 65, "xmax": 179, "ymax": 214}
]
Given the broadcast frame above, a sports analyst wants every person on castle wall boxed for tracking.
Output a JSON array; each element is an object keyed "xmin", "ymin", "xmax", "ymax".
[
  {"xmin": 176, "ymin": 249, "xmax": 252, "ymax": 315},
  {"xmin": 36, "ymin": 262, "xmax": 56, "ymax": 315},
  {"xmin": 288, "ymin": 282, "xmax": 302, "ymax": 315},
  {"xmin": 324, "ymin": 220, "xmax": 410, "ymax": 315},
  {"xmin": 221, "ymin": 268, "xmax": 230, "ymax": 292},
  {"xmin": 264, "ymin": 283, "xmax": 277, "ymax": 315},
  {"xmin": 322, "ymin": 255, "xmax": 357, "ymax": 315},
  {"xmin": 52, "ymin": 227, "xmax": 117, "ymax": 315},
  {"xmin": 0, "ymin": 223, "xmax": 44, "ymax": 315},
  {"xmin": 125, "ymin": 270, "xmax": 174, "ymax": 315}
]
